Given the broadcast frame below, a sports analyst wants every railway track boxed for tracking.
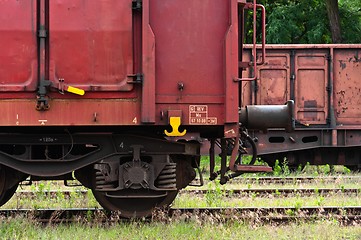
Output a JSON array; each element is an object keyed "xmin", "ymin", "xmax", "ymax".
[
  {"xmin": 194, "ymin": 175, "xmax": 361, "ymax": 184},
  {"xmin": 0, "ymin": 207, "xmax": 359, "ymax": 224},
  {"xmin": 14, "ymin": 187, "xmax": 360, "ymax": 199},
  {"xmin": 182, "ymin": 188, "xmax": 360, "ymax": 197}
]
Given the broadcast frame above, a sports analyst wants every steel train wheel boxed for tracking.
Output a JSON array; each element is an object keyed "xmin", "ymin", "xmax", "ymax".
[
  {"xmin": 0, "ymin": 166, "xmax": 18, "ymax": 206},
  {"xmin": 0, "ymin": 184, "xmax": 18, "ymax": 206},
  {"xmin": 92, "ymin": 189, "xmax": 178, "ymax": 218},
  {"xmin": 0, "ymin": 167, "xmax": 6, "ymax": 205}
]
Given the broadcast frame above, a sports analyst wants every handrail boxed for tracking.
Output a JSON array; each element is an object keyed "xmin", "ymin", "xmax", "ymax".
[
  {"xmin": 256, "ymin": 4, "xmax": 266, "ymax": 65},
  {"xmin": 235, "ymin": 1, "xmax": 266, "ymax": 81}
]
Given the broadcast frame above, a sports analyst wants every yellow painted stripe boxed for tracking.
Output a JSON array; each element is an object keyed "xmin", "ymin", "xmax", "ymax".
[{"xmin": 66, "ymin": 86, "xmax": 85, "ymax": 96}]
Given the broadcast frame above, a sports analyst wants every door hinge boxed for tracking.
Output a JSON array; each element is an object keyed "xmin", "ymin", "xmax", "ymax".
[
  {"xmin": 36, "ymin": 80, "xmax": 52, "ymax": 111},
  {"xmin": 38, "ymin": 25, "xmax": 47, "ymax": 38},
  {"xmin": 326, "ymin": 54, "xmax": 332, "ymax": 61},
  {"xmin": 127, "ymin": 73, "xmax": 143, "ymax": 84},
  {"xmin": 290, "ymin": 74, "xmax": 296, "ymax": 82},
  {"xmin": 132, "ymin": 0, "xmax": 142, "ymax": 11}
]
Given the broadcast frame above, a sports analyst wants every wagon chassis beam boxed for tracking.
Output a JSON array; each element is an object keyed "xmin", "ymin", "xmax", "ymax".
[{"xmin": 0, "ymin": 134, "xmax": 197, "ymax": 177}]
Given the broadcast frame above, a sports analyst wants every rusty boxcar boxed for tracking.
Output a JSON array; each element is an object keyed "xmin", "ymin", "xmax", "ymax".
[
  {"xmin": 242, "ymin": 44, "xmax": 361, "ymax": 170},
  {"xmin": 0, "ymin": 0, "xmax": 292, "ymax": 217}
]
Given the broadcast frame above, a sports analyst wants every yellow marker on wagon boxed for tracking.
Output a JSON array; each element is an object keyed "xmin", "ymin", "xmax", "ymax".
[
  {"xmin": 66, "ymin": 86, "xmax": 85, "ymax": 96},
  {"xmin": 164, "ymin": 117, "xmax": 187, "ymax": 137}
]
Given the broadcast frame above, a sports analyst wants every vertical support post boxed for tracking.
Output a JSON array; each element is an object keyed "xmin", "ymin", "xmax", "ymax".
[
  {"xmin": 141, "ymin": 0, "xmax": 156, "ymax": 123},
  {"xmin": 225, "ymin": 0, "xmax": 239, "ymax": 124},
  {"xmin": 290, "ymin": 49, "xmax": 296, "ymax": 102},
  {"xmin": 327, "ymin": 48, "xmax": 336, "ymax": 128},
  {"xmin": 209, "ymin": 139, "xmax": 217, "ymax": 180},
  {"xmin": 36, "ymin": 0, "xmax": 51, "ymax": 111},
  {"xmin": 220, "ymin": 138, "xmax": 228, "ymax": 184}
]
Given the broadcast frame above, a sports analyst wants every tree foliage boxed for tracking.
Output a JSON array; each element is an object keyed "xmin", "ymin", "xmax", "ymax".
[
  {"xmin": 245, "ymin": 0, "xmax": 361, "ymax": 44},
  {"xmin": 338, "ymin": 0, "xmax": 361, "ymax": 43}
]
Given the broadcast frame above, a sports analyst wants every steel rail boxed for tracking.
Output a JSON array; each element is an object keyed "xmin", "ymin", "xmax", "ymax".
[
  {"xmin": 16, "ymin": 190, "xmax": 88, "ymax": 197},
  {"xmin": 181, "ymin": 188, "xmax": 360, "ymax": 197},
  {"xmin": 14, "ymin": 187, "xmax": 360, "ymax": 198},
  {"xmin": 0, "ymin": 206, "xmax": 359, "ymax": 223},
  {"xmin": 194, "ymin": 175, "xmax": 361, "ymax": 184}
]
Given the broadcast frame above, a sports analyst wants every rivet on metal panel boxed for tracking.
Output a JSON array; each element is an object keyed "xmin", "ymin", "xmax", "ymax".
[{"xmin": 177, "ymin": 82, "xmax": 184, "ymax": 91}]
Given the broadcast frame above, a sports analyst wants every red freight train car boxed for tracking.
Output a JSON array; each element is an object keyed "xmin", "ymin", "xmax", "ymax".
[
  {"xmin": 242, "ymin": 44, "xmax": 361, "ymax": 170},
  {"xmin": 0, "ymin": 0, "xmax": 292, "ymax": 217}
]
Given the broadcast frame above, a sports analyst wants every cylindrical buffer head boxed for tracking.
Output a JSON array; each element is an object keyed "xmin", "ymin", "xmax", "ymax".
[{"xmin": 239, "ymin": 100, "xmax": 295, "ymax": 132}]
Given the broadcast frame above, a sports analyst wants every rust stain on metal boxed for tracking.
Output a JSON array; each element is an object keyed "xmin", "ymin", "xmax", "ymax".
[
  {"xmin": 304, "ymin": 100, "xmax": 317, "ymax": 108},
  {"xmin": 339, "ymin": 60, "xmax": 346, "ymax": 70}
]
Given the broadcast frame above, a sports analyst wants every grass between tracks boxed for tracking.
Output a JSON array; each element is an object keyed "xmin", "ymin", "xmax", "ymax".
[
  {"xmin": 0, "ymin": 165, "xmax": 360, "ymax": 239},
  {"xmin": 198, "ymin": 155, "xmax": 351, "ymax": 176},
  {"xmin": 1, "ymin": 172, "xmax": 360, "ymax": 209},
  {"xmin": 4, "ymin": 189, "xmax": 360, "ymax": 209},
  {"xmin": 0, "ymin": 216, "xmax": 360, "ymax": 240}
]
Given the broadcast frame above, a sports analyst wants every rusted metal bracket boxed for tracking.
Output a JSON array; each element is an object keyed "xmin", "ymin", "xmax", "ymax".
[
  {"xmin": 131, "ymin": 145, "xmax": 143, "ymax": 162},
  {"xmin": 36, "ymin": 80, "xmax": 52, "ymax": 111},
  {"xmin": 38, "ymin": 27, "xmax": 47, "ymax": 38},
  {"xmin": 228, "ymin": 136, "xmax": 272, "ymax": 174},
  {"xmin": 132, "ymin": 0, "xmax": 142, "ymax": 11},
  {"xmin": 127, "ymin": 73, "xmax": 143, "ymax": 84}
]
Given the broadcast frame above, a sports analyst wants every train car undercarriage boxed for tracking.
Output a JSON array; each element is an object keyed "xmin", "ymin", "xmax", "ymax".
[{"xmin": 0, "ymin": 133, "xmax": 199, "ymax": 217}]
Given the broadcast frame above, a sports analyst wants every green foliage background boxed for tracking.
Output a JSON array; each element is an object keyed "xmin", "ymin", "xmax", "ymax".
[{"xmin": 246, "ymin": 0, "xmax": 361, "ymax": 43}]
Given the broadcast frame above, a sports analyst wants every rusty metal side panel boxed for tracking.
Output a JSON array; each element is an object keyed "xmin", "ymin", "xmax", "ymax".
[
  {"xmin": 241, "ymin": 49, "xmax": 291, "ymax": 106},
  {"xmin": 294, "ymin": 50, "xmax": 328, "ymax": 124},
  {"xmin": 242, "ymin": 45, "xmax": 361, "ymax": 169},
  {"xmin": 49, "ymin": 0, "xmax": 134, "ymax": 92},
  {"xmin": 257, "ymin": 51, "xmax": 290, "ymax": 105},
  {"xmin": 242, "ymin": 45, "xmax": 330, "ymax": 125},
  {"xmin": 241, "ymin": 49, "xmax": 290, "ymax": 106},
  {"xmin": 334, "ymin": 48, "xmax": 361, "ymax": 125},
  {"xmin": 0, "ymin": 0, "xmax": 38, "ymax": 92}
]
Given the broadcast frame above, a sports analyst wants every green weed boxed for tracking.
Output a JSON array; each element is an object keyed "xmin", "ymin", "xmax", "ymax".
[
  {"xmin": 273, "ymin": 159, "xmax": 282, "ymax": 176},
  {"xmin": 205, "ymin": 182, "xmax": 225, "ymax": 207}
]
